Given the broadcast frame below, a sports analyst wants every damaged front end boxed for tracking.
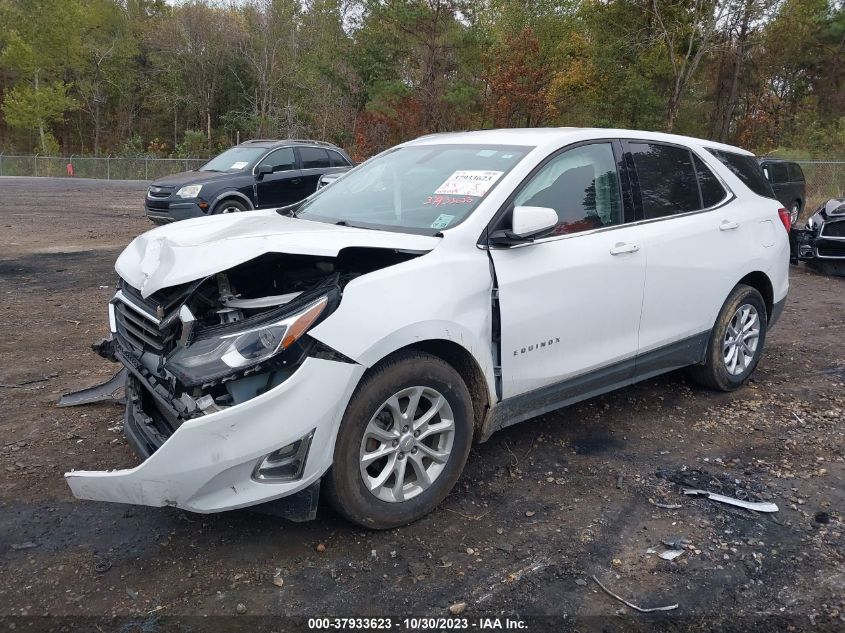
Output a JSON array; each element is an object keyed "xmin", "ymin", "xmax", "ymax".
[
  {"xmin": 790, "ymin": 198, "xmax": 845, "ymax": 276},
  {"xmin": 65, "ymin": 247, "xmax": 420, "ymax": 516}
]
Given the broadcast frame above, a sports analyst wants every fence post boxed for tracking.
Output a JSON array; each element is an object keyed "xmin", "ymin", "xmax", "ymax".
[
  {"xmin": 34, "ymin": 154, "xmax": 38, "ymax": 177},
  {"xmin": 107, "ymin": 155, "xmax": 110, "ymax": 180},
  {"xmin": 185, "ymin": 158, "xmax": 189, "ymax": 171},
  {"xmin": 145, "ymin": 157, "xmax": 148, "ymax": 181},
  {"xmin": 0, "ymin": 152, "xmax": 3, "ymax": 177}
]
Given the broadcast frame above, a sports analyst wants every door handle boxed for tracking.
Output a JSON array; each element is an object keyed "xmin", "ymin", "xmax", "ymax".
[
  {"xmin": 719, "ymin": 220, "xmax": 739, "ymax": 231},
  {"xmin": 609, "ymin": 242, "xmax": 640, "ymax": 255}
]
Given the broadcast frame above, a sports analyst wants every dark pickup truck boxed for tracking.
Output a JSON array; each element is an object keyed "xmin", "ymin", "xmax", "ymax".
[{"xmin": 144, "ymin": 139, "xmax": 354, "ymax": 224}]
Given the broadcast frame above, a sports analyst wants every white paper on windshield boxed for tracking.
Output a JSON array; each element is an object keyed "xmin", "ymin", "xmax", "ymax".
[
  {"xmin": 434, "ymin": 170, "xmax": 504, "ymax": 197},
  {"xmin": 230, "ymin": 161, "xmax": 249, "ymax": 170}
]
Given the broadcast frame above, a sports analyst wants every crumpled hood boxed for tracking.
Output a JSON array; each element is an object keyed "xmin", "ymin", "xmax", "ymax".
[{"xmin": 116, "ymin": 210, "xmax": 441, "ymax": 297}]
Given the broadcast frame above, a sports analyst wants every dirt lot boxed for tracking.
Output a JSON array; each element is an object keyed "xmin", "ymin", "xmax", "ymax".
[{"xmin": 0, "ymin": 176, "xmax": 843, "ymax": 632}]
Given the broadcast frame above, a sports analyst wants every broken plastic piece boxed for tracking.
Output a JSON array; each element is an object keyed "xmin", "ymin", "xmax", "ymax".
[
  {"xmin": 57, "ymin": 368, "xmax": 127, "ymax": 407},
  {"xmin": 658, "ymin": 549, "xmax": 684, "ymax": 561},
  {"xmin": 682, "ymin": 488, "xmax": 778, "ymax": 513}
]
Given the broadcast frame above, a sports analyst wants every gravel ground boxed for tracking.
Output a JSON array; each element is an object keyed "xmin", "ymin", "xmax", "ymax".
[{"xmin": 0, "ymin": 177, "xmax": 843, "ymax": 632}]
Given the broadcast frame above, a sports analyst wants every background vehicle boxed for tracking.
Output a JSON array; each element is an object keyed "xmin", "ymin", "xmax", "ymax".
[
  {"xmin": 759, "ymin": 158, "xmax": 806, "ymax": 224},
  {"xmin": 67, "ymin": 128, "xmax": 789, "ymax": 529},
  {"xmin": 790, "ymin": 197, "xmax": 845, "ymax": 276},
  {"xmin": 144, "ymin": 139, "xmax": 353, "ymax": 223}
]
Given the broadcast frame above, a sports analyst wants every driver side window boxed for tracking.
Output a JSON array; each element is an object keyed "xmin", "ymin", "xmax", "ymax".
[
  {"xmin": 259, "ymin": 148, "xmax": 296, "ymax": 173},
  {"xmin": 514, "ymin": 143, "xmax": 623, "ymax": 235}
]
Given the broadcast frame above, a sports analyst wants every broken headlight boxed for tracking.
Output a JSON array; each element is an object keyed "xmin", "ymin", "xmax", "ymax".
[{"xmin": 165, "ymin": 297, "xmax": 328, "ymax": 386}]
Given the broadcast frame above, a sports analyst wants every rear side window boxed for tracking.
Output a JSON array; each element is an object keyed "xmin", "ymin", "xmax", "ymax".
[
  {"xmin": 328, "ymin": 150, "xmax": 351, "ymax": 167},
  {"xmin": 693, "ymin": 155, "xmax": 728, "ymax": 208},
  {"xmin": 770, "ymin": 162, "xmax": 788, "ymax": 183},
  {"xmin": 708, "ymin": 149, "xmax": 776, "ymax": 199},
  {"xmin": 787, "ymin": 162, "xmax": 805, "ymax": 182},
  {"xmin": 299, "ymin": 147, "xmax": 331, "ymax": 169},
  {"xmin": 629, "ymin": 143, "xmax": 700, "ymax": 218}
]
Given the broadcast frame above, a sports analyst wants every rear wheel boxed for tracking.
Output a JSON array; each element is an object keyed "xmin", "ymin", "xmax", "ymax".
[
  {"xmin": 325, "ymin": 351, "xmax": 473, "ymax": 529},
  {"xmin": 690, "ymin": 284, "xmax": 767, "ymax": 391},
  {"xmin": 212, "ymin": 199, "xmax": 247, "ymax": 215}
]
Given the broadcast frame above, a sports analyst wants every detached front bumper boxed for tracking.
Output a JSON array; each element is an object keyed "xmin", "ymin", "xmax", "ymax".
[{"xmin": 65, "ymin": 357, "xmax": 363, "ymax": 513}]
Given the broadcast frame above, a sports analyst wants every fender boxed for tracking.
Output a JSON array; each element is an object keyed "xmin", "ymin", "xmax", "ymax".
[{"xmin": 209, "ymin": 190, "xmax": 254, "ymax": 212}]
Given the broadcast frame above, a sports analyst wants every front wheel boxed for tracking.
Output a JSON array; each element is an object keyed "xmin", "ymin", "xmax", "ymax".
[
  {"xmin": 324, "ymin": 351, "xmax": 473, "ymax": 529},
  {"xmin": 212, "ymin": 199, "xmax": 247, "ymax": 215},
  {"xmin": 690, "ymin": 284, "xmax": 768, "ymax": 391}
]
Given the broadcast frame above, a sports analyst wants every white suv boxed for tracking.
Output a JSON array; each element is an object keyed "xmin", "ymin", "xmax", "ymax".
[{"xmin": 66, "ymin": 129, "xmax": 790, "ymax": 528}]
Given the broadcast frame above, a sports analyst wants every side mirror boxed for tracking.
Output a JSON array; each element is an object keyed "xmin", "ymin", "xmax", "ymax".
[
  {"xmin": 257, "ymin": 164, "xmax": 273, "ymax": 178},
  {"xmin": 511, "ymin": 205, "xmax": 558, "ymax": 239}
]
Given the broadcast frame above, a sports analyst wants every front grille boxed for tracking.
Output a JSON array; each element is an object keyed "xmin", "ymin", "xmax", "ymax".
[
  {"xmin": 148, "ymin": 186, "xmax": 174, "ymax": 198},
  {"xmin": 114, "ymin": 300, "xmax": 176, "ymax": 355},
  {"xmin": 821, "ymin": 220, "xmax": 845, "ymax": 238},
  {"xmin": 817, "ymin": 242, "xmax": 845, "ymax": 258}
]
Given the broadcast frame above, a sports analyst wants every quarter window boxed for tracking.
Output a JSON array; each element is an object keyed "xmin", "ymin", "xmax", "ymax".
[
  {"xmin": 258, "ymin": 148, "xmax": 295, "ymax": 173},
  {"xmin": 707, "ymin": 149, "xmax": 776, "ymax": 199},
  {"xmin": 787, "ymin": 162, "xmax": 805, "ymax": 182},
  {"xmin": 299, "ymin": 147, "xmax": 331, "ymax": 169},
  {"xmin": 514, "ymin": 143, "xmax": 623, "ymax": 235},
  {"xmin": 328, "ymin": 150, "xmax": 351, "ymax": 167},
  {"xmin": 770, "ymin": 162, "xmax": 788, "ymax": 184},
  {"xmin": 629, "ymin": 143, "xmax": 700, "ymax": 218},
  {"xmin": 694, "ymin": 155, "xmax": 727, "ymax": 208}
]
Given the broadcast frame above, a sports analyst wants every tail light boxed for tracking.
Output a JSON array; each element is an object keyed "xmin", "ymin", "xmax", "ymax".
[{"xmin": 777, "ymin": 208, "xmax": 792, "ymax": 232}]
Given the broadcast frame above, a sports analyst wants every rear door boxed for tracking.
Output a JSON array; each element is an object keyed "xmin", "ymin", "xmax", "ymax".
[
  {"xmin": 624, "ymin": 141, "xmax": 740, "ymax": 366},
  {"xmin": 255, "ymin": 148, "xmax": 306, "ymax": 207},
  {"xmin": 489, "ymin": 141, "xmax": 647, "ymax": 398},
  {"xmin": 296, "ymin": 147, "xmax": 332, "ymax": 192}
]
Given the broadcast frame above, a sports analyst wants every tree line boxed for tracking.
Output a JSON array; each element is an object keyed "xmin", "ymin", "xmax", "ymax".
[{"xmin": 0, "ymin": 0, "xmax": 842, "ymax": 161}]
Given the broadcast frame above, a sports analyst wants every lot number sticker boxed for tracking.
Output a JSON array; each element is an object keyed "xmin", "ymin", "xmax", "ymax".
[{"xmin": 435, "ymin": 170, "xmax": 504, "ymax": 197}]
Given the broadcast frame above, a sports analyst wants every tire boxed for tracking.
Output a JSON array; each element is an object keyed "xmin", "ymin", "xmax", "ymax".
[
  {"xmin": 212, "ymin": 199, "xmax": 247, "ymax": 215},
  {"xmin": 324, "ymin": 351, "xmax": 474, "ymax": 529},
  {"xmin": 789, "ymin": 201, "xmax": 801, "ymax": 225},
  {"xmin": 690, "ymin": 284, "xmax": 768, "ymax": 391}
]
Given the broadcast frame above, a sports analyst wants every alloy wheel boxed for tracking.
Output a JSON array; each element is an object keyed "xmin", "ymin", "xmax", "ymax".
[
  {"xmin": 723, "ymin": 303, "xmax": 761, "ymax": 375},
  {"xmin": 359, "ymin": 386, "xmax": 455, "ymax": 503}
]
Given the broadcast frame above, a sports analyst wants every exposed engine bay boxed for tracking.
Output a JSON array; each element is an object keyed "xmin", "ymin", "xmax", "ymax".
[{"xmin": 107, "ymin": 247, "xmax": 420, "ymax": 456}]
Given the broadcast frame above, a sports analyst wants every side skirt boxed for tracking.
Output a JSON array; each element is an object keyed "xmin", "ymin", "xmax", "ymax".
[{"xmin": 478, "ymin": 331, "xmax": 709, "ymax": 442}]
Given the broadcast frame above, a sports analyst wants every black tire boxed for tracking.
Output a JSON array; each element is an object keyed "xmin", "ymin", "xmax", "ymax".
[
  {"xmin": 212, "ymin": 199, "xmax": 247, "ymax": 215},
  {"xmin": 324, "ymin": 351, "xmax": 473, "ymax": 529},
  {"xmin": 690, "ymin": 284, "xmax": 768, "ymax": 391}
]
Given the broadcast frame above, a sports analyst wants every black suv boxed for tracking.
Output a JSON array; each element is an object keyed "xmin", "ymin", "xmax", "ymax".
[
  {"xmin": 758, "ymin": 158, "xmax": 806, "ymax": 224},
  {"xmin": 144, "ymin": 139, "xmax": 354, "ymax": 223}
]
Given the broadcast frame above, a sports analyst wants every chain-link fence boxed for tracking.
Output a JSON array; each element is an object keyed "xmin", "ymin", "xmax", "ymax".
[
  {"xmin": 1, "ymin": 154, "xmax": 842, "ymax": 205},
  {"xmin": 795, "ymin": 161, "xmax": 845, "ymax": 214},
  {"xmin": 0, "ymin": 154, "xmax": 207, "ymax": 180}
]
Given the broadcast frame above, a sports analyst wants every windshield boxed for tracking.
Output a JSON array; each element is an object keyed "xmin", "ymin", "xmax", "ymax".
[
  {"xmin": 294, "ymin": 144, "xmax": 532, "ymax": 232},
  {"xmin": 200, "ymin": 147, "xmax": 267, "ymax": 172}
]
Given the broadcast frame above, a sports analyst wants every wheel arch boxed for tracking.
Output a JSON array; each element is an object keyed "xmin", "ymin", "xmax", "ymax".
[
  {"xmin": 210, "ymin": 190, "xmax": 253, "ymax": 213},
  {"xmin": 737, "ymin": 271, "xmax": 774, "ymax": 321},
  {"xmin": 360, "ymin": 339, "xmax": 493, "ymax": 441}
]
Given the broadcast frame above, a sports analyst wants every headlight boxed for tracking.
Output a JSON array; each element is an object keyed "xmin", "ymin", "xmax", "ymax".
[
  {"xmin": 165, "ymin": 297, "xmax": 328, "ymax": 386},
  {"xmin": 176, "ymin": 184, "xmax": 203, "ymax": 199}
]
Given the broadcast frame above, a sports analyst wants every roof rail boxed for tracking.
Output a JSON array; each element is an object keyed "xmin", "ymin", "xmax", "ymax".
[
  {"xmin": 241, "ymin": 139, "xmax": 282, "ymax": 144},
  {"xmin": 284, "ymin": 138, "xmax": 340, "ymax": 148}
]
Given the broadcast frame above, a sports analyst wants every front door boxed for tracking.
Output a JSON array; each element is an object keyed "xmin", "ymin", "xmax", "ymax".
[
  {"xmin": 255, "ymin": 148, "xmax": 306, "ymax": 207},
  {"xmin": 490, "ymin": 142, "xmax": 646, "ymax": 399}
]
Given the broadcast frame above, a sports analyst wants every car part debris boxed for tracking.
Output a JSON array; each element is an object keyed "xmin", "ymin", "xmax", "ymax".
[
  {"xmin": 57, "ymin": 368, "xmax": 127, "ymax": 407},
  {"xmin": 661, "ymin": 536, "xmax": 690, "ymax": 549},
  {"xmin": 1, "ymin": 373, "xmax": 58, "ymax": 389},
  {"xmin": 648, "ymin": 498, "xmax": 683, "ymax": 510},
  {"xmin": 682, "ymin": 488, "xmax": 778, "ymax": 512},
  {"xmin": 658, "ymin": 549, "xmax": 685, "ymax": 561},
  {"xmin": 591, "ymin": 575, "xmax": 678, "ymax": 613}
]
